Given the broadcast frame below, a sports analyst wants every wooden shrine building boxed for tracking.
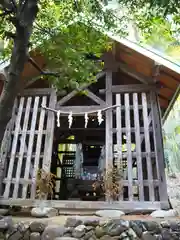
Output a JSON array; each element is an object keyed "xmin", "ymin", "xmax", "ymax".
[{"xmin": 0, "ymin": 36, "xmax": 180, "ymax": 212}]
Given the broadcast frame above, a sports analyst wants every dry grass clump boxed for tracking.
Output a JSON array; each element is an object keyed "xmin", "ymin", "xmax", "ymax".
[
  {"xmin": 36, "ymin": 169, "xmax": 56, "ymax": 200},
  {"xmin": 92, "ymin": 162, "xmax": 123, "ymax": 201}
]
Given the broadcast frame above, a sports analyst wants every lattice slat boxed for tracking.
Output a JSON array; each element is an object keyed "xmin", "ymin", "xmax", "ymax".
[
  {"xmin": 124, "ymin": 93, "xmax": 133, "ymax": 201},
  {"xmin": 142, "ymin": 93, "xmax": 155, "ymax": 201},
  {"xmin": 31, "ymin": 96, "xmax": 47, "ymax": 199},
  {"xmin": 22, "ymin": 97, "xmax": 40, "ymax": 198},
  {"xmin": 4, "ymin": 97, "xmax": 25, "ymax": 198},
  {"xmin": 13, "ymin": 97, "xmax": 32, "ymax": 198},
  {"xmin": 133, "ymin": 93, "xmax": 144, "ymax": 201},
  {"xmin": 115, "ymin": 94, "xmax": 123, "ymax": 200}
]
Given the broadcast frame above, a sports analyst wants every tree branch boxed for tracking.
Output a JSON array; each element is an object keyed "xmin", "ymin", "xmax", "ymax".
[{"xmin": 28, "ymin": 57, "xmax": 60, "ymax": 77}]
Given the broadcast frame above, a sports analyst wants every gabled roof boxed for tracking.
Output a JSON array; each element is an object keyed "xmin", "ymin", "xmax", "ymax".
[
  {"xmin": 110, "ymin": 35, "xmax": 180, "ymax": 75},
  {"xmin": 0, "ymin": 33, "xmax": 179, "ymax": 121},
  {"xmin": 109, "ymin": 35, "xmax": 180, "ymax": 121}
]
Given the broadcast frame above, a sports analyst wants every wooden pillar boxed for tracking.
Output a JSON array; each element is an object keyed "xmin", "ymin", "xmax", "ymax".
[
  {"xmin": 150, "ymin": 91, "xmax": 169, "ymax": 209},
  {"xmin": 43, "ymin": 90, "xmax": 57, "ymax": 171},
  {"xmin": 105, "ymin": 71, "xmax": 113, "ymax": 170}
]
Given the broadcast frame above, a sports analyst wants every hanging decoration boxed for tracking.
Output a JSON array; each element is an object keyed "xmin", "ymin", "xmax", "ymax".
[
  {"xmin": 68, "ymin": 111, "xmax": 73, "ymax": 128},
  {"xmin": 42, "ymin": 104, "xmax": 120, "ymax": 128},
  {"xmin": 57, "ymin": 110, "xmax": 61, "ymax": 127},
  {"xmin": 97, "ymin": 110, "xmax": 103, "ymax": 125},
  {"xmin": 84, "ymin": 113, "xmax": 88, "ymax": 128}
]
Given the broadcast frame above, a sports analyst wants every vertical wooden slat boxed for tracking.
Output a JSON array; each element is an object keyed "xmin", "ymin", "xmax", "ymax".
[
  {"xmin": 13, "ymin": 97, "xmax": 32, "ymax": 198},
  {"xmin": 4, "ymin": 97, "xmax": 25, "ymax": 198},
  {"xmin": 115, "ymin": 94, "xmax": 123, "ymax": 200},
  {"xmin": 105, "ymin": 71, "xmax": 113, "ymax": 169},
  {"xmin": 140, "ymin": 112, "xmax": 152, "ymax": 146},
  {"xmin": 124, "ymin": 93, "xmax": 133, "ymax": 201},
  {"xmin": 43, "ymin": 90, "xmax": 56, "ymax": 172},
  {"xmin": 31, "ymin": 96, "xmax": 47, "ymax": 199},
  {"xmin": 0, "ymin": 98, "xmax": 18, "ymax": 196},
  {"xmin": 133, "ymin": 93, "xmax": 144, "ymax": 201},
  {"xmin": 22, "ymin": 97, "xmax": 40, "ymax": 199},
  {"xmin": 150, "ymin": 91, "xmax": 169, "ymax": 208},
  {"xmin": 142, "ymin": 93, "xmax": 155, "ymax": 201}
]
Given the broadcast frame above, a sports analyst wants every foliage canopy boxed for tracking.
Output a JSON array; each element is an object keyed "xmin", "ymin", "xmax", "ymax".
[
  {"xmin": 0, "ymin": 0, "xmax": 128, "ymax": 90},
  {"xmin": 0, "ymin": 0, "xmax": 179, "ymax": 89}
]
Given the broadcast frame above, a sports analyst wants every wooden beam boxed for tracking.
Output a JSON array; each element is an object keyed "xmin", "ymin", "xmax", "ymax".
[
  {"xmin": 19, "ymin": 88, "xmax": 54, "ymax": 96},
  {"xmin": 142, "ymin": 93, "xmax": 155, "ymax": 201},
  {"xmin": 85, "ymin": 89, "xmax": 107, "ymax": 105},
  {"xmin": 3, "ymin": 178, "xmax": 160, "ymax": 186},
  {"xmin": 57, "ymin": 71, "xmax": 105, "ymax": 106},
  {"xmin": 58, "ymin": 140, "xmax": 104, "ymax": 145},
  {"xmin": 119, "ymin": 62, "xmax": 154, "ymax": 84},
  {"xmin": 105, "ymin": 71, "xmax": 113, "ymax": 171},
  {"xmin": 100, "ymin": 84, "xmax": 158, "ymax": 94},
  {"xmin": 57, "ymin": 128, "xmax": 105, "ymax": 131},
  {"xmin": 57, "ymin": 127, "xmax": 153, "ymax": 133},
  {"xmin": 101, "ymin": 51, "xmax": 154, "ymax": 84},
  {"xmin": 162, "ymin": 85, "xmax": 180, "ymax": 123},
  {"xmin": 43, "ymin": 90, "xmax": 56, "ymax": 171},
  {"xmin": 0, "ymin": 199, "xmax": 161, "ymax": 211},
  {"xmin": 150, "ymin": 92, "xmax": 169, "ymax": 209}
]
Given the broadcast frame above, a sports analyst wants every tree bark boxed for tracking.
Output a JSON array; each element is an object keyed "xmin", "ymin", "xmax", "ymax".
[
  {"xmin": 0, "ymin": 0, "xmax": 39, "ymax": 196},
  {"xmin": 0, "ymin": 0, "xmax": 39, "ymax": 158}
]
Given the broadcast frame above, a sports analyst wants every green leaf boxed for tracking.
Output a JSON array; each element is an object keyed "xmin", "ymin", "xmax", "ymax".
[{"xmin": 175, "ymin": 126, "xmax": 180, "ymax": 135}]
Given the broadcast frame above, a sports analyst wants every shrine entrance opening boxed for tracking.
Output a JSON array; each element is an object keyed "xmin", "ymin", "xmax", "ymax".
[{"xmin": 51, "ymin": 115, "xmax": 106, "ymax": 201}]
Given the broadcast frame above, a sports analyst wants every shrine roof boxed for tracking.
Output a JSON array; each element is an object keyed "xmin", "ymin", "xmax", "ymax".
[{"xmin": 0, "ymin": 34, "xmax": 180, "ymax": 121}]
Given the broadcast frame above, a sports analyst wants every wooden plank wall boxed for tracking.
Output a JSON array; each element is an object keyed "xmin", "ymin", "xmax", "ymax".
[
  {"xmin": 113, "ymin": 87, "xmax": 169, "ymax": 207},
  {"xmin": 2, "ymin": 88, "xmax": 56, "ymax": 200}
]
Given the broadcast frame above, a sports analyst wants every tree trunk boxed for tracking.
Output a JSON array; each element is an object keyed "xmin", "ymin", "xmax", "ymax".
[
  {"xmin": 0, "ymin": 0, "xmax": 39, "ymax": 191},
  {"xmin": 0, "ymin": 0, "xmax": 39, "ymax": 147}
]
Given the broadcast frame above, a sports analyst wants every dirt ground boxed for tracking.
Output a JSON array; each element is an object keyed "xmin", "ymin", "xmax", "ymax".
[{"xmin": 166, "ymin": 173, "xmax": 180, "ymax": 213}]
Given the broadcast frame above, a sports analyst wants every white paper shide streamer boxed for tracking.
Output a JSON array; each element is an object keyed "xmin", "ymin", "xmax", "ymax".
[
  {"xmin": 57, "ymin": 110, "xmax": 61, "ymax": 127},
  {"xmin": 84, "ymin": 113, "xmax": 88, "ymax": 128},
  {"xmin": 97, "ymin": 110, "xmax": 103, "ymax": 125},
  {"xmin": 68, "ymin": 112, "xmax": 73, "ymax": 128}
]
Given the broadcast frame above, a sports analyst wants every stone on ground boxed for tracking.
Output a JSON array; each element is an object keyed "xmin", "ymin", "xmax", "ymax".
[
  {"xmin": 0, "ymin": 209, "xmax": 9, "ymax": 216},
  {"xmin": 95, "ymin": 210, "xmax": 125, "ymax": 218},
  {"xmin": 142, "ymin": 231, "xmax": 156, "ymax": 240},
  {"xmin": 31, "ymin": 207, "xmax": 58, "ymax": 218},
  {"xmin": 41, "ymin": 225, "xmax": 68, "ymax": 240},
  {"xmin": 72, "ymin": 224, "xmax": 86, "ymax": 238},
  {"xmin": 65, "ymin": 217, "xmax": 83, "ymax": 228},
  {"xmin": 0, "ymin": 216, "xmax": 13, "ymax": 231},
  {"xmin": 30, "ymin": 232, "xmax": 41, "ymax": 240},
  {"xmin": 150, "ymin": 209, "xmax": 178, "ymax": 218},
  {"xmin": 29, "ymin": 221, "xmax": 47, "ymax": 232}
]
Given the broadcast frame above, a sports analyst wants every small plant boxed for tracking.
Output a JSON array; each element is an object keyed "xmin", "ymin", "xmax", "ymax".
[
  {"xmin": 36, "ymin": 169, "xmax": 56, "ymax": 200},
  {"xmin": 92, "ymin": 162, "xmax": 123, "ymax": 201}
]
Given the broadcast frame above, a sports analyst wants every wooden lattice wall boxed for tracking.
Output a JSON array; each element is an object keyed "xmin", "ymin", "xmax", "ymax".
[
  {"xmin": 0, "ymin": 78, "xmax": 169, "ymax": 210},
  {"xmin": 0, "ymin": 89, "xmax": 56, "ymax": 201},
  {"xmin": 105, "ymin": 76, "xmax": 169, "ymax": 209}
]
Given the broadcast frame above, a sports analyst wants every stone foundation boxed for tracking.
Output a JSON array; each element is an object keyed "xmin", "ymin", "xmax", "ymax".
[{"xmin": 1, "ymin": 216, "xmax": 180, "ymax": 239}]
